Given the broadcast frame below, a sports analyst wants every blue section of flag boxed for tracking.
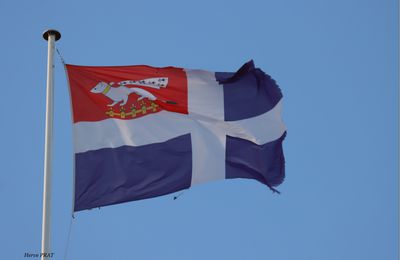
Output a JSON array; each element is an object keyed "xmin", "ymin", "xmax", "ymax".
[
  {"xmin": 225, "ymin": 132, "xmax": 286, "ymax": 192},
  {"xmin": 74, "ymin": 134, "xmax": 192, "ymax": 211},
  {"xmin": 216, "ymin": 60, "xmax": 282, "ymax": 121}
]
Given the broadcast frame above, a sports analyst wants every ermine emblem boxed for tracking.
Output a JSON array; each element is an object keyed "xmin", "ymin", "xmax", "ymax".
[{"xmin": 90, "ymin": 77, "xmax": 172, "ymax": 106}]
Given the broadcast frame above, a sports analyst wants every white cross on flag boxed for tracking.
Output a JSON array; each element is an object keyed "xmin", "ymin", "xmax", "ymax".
[{"xmin": 66, "ymin": 60, "xmax": 286, "ymax": 212}]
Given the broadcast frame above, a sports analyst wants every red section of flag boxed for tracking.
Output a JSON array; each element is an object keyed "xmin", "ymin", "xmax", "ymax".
[{"xmin": 66, "ymin": 64, "xmax": 188, "ymax": 123}]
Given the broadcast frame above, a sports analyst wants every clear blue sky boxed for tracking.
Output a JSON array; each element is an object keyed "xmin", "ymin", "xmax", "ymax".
[{"xmin": 0, "ymin": 0, "xmax": 397, "ymax": 259}]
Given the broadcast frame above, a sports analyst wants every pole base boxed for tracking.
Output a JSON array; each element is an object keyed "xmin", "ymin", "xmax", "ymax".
[{"xmin": 43, "ymin": 29, "xmax": 61, "ymax": 41}]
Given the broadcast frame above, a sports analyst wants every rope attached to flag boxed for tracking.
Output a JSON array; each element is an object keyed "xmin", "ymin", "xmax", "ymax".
[{"xmin": 56, "ymin": 46, "xmax": 66, "ymax": 66}]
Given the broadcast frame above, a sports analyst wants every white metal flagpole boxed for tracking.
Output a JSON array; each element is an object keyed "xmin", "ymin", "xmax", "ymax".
[{"xmin": 41, "ymin": 29, "xmax": 61, "ymax": 260}]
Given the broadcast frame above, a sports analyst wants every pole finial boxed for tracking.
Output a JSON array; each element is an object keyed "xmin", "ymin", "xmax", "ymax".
[{"xmin": 43, "ymin": 29, "xmax": 61, "ymax": 41}]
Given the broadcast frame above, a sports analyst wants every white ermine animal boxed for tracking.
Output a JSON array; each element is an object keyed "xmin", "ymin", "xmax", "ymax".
[{"xmin": 90, "ymin": 81, "xmax": 157, "ymax": 107}]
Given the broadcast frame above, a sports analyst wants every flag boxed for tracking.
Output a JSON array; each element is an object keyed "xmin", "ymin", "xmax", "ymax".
[{"xmin": 66, "ymin": 60, "xmax": 286, "ymax": 212}]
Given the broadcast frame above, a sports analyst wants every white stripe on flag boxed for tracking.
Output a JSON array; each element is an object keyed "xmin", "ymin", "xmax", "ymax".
[
  {"xmin": 73, "ymin": 100, "xmax": 285, "ymax": 152},
  {"xmin": 186, "ymin": 69, "xmax": 224, "ymax": 120},
  {"xmin": 186, "ymin": 69, "xmax": 226, "ymax": 184},
  {"xmin": 73, "ymin": 111, "xmax": 191, "ymax": 154}
]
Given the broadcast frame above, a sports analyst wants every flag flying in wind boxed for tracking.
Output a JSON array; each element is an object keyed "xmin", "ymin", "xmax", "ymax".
[{"xmin": 66, "ymin": 60, "xmax": 286, "ymax": 212}]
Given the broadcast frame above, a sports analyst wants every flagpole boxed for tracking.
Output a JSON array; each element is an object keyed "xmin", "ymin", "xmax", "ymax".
[{"xmin": 41, "ymin": 29, "xmax": 61, "ymax": 260}]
